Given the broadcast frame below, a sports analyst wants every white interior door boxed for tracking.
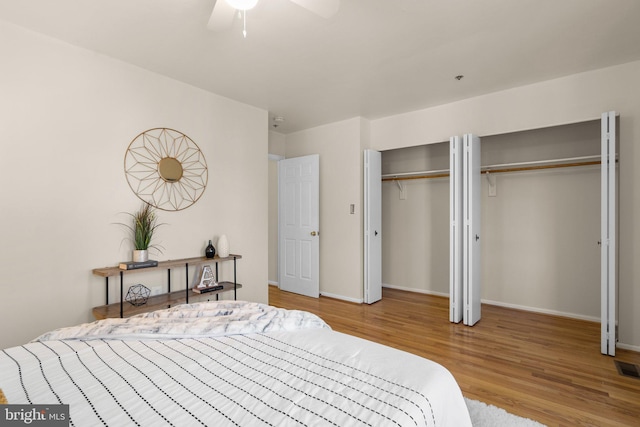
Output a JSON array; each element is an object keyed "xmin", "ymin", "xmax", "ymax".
[
  {"xmin": 364, "ymin": 149, "xmax": 382, "ymax": 304},
  {"xmin": 278, "ymin": 155, "xmax": 320, "ymax": 298},
  {"xmin": 450, "ymin": 136, "xmax": 463, "ymax": 323},
  {"xmin": 463, "ymin": 134, "xmax": 482, "ymax": 326},
  {"xmin": 601, "ymin": 111, "xmax": 617, "ymax": 356}
]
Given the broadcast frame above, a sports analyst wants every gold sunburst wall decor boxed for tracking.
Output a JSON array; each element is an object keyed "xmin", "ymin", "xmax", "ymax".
[{"xmin": 124, "ymin": 128, "xmax": 208, "ymax": 211}]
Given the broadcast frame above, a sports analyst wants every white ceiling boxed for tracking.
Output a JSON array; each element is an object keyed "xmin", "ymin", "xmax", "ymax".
[{"xmin": 1, "ymin": 0, "xmax": 639, "ymax": 134}]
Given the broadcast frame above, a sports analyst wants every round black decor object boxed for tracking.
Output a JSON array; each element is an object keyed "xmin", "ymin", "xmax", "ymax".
[
  {"xmin": 126, "ymin": 284, "xmax": 151, "ymax": 306},
  {"xmin": 205, "ymin": 240, "xmax": 216, "ymax": 258}
]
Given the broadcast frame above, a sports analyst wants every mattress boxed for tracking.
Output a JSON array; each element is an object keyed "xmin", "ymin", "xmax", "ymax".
[{"xmin": 0, "ymin": 301, "xmax": 471, "ymax": 426}]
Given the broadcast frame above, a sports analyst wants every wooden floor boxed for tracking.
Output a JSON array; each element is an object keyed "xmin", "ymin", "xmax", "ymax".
[{"xmin": 269, "ymin": 286, "xmax": 640, "ymax": 427}]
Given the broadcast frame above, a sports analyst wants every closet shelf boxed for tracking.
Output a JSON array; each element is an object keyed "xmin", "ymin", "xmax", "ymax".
[{"xmin": 382, "ymin": 155, "xmax": 609, "ymax": 182}]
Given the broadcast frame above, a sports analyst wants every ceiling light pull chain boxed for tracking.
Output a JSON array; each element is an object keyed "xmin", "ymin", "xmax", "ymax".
[{"xmin": 226, "ymin": 0, "xmax": 258, "ymax": 37}]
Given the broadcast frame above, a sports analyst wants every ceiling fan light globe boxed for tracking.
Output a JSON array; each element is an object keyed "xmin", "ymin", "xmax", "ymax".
[{"xmin": 225, "ymin": 0, "xmax": 259, "ymax": 11}]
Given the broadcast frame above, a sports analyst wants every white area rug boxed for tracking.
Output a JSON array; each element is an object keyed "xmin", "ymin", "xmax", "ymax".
[{"xmin": 465, "ymin": 398, "xmax": 546, "ymax": 427}]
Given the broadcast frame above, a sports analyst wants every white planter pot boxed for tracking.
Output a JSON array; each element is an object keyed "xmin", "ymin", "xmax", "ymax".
[
  {"xmin": 133, "ymin": 249, "xmax": 149, "ymax": 262},
  {"xmin": 218, "ymin": 235, "xmax": 229, "ymax": 258}
]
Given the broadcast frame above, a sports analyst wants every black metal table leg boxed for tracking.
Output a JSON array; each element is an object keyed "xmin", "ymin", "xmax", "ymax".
[
  {"xmin": 185, "ymin": 263, "xmax": 189, "ymax": 304},
  {"xmin": 119, "ymin": 271, "xmax": 124, "ymax": 318}
]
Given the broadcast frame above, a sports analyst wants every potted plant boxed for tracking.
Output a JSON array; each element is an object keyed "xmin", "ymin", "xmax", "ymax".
[{"xmin": 121, "ymin": 203, "xmax": 164, "ymax": 262}]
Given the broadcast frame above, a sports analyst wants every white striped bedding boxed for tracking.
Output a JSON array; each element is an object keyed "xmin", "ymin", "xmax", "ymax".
[{"xmin": 0, "ymin": 301, "xmax": 471, "ymax": 426}]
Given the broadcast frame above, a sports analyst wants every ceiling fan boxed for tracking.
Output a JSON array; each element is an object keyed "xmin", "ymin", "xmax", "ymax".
[{"xmin": 208, "ymin": 0, "xmax": 341, "ymax": 36}]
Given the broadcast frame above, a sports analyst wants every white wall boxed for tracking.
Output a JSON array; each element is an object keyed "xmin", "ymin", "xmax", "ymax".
[
  {"xmin": 269, "ymin": 130, "xmax": 286, "ymax": 157},
  {"xmin": 0, "ymin": 21, "xmax": 268, "ymax": 349},
  {"xmin": 268, "ymin": 131, "xmax": 285, "ymax": 284},
  {"xmin": 381, "ymin": 143, "xmax": 450, "ymax": 295},
  {"xmin": 371, "ymin": 60, "xmax": 640, "ymax": 349},
  {"xmin": 285, "ymin": 118, "xmax": 366, "ymax": 302},
  {"xmin": 482, "ymin": 166, "xmax": 600, "ymax": 318}
]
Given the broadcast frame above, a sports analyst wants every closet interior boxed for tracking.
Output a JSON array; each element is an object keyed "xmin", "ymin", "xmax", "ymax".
[{"xmin": 380, "ymin": 119, "xmax": 603, "ymax": 321}]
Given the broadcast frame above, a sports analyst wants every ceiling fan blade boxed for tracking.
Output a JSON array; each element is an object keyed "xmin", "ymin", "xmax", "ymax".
[
  {"xmin": 289, "ymin": 0, "xmax": 340, "ymax": 18},
  {"xmin": 207, "ymin": 0, "xmax": 237, "ymax": 31}
]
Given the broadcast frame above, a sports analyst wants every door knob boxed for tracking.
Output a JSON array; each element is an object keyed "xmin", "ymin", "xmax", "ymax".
[{"xmin": 310, "ymin": 231, "xmax": 317, "ymax": 236}]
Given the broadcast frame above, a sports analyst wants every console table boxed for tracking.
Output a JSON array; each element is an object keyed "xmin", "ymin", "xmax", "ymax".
[{"xmin": 91, "ymin": 255, "xmax": 242, "ymax": 319}]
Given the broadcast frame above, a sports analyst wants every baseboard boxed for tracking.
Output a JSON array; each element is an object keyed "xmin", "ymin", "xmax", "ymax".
[
  {"xmin": 480, "ymin": 298, "xmax": 600, "ymax": 323},
  {"xmin": 382, "ymin": 283, "xmax": 449, "ymax": 298},
  {"xmin": 277, "ymin": 282, "xmax": 600, "ymax": 323},
  {"xmin": 270, "ymin": 284, "xmax": 362, "ymax": 304},
  {"xmin": 382, "ymin": 284, "xmax": 600, "ymax": 323},
  {"xmin": 320, "ymin": 292, "xmax": 363, "ymax": 304},
  {"xmin": 616, "ymin": 342, "xmax": 640, "ymax": 353}
]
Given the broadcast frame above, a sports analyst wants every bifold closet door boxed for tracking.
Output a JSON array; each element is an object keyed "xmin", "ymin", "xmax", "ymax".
[
  {"xmin": 450, "ymin": 137, "xmax": 463, "ymax": 323},
  {"xmin": 450, "ymin": 134, "xmax": 481, "ymax": 325},
  {"xmin": 364, "ymin": 149, "xmax": 382, "ymax": 304},
  {"xmin": 601, "ymin": 111, "xmax": 617, "ymax": 356},
  {"xmin": 463, "ymin": 134, "xmax": 482, "ymax": 326}
]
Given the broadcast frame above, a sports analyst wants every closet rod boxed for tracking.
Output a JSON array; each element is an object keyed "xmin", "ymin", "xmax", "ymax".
[
  {"xmin": 382, "ymin": 172, "xmax": 450, "ymax": 182},
  {"xmin": 381, "ymin": 168, "xmax": 449, "ymax": 178},
  {"xmin": 484, "ymin": 159, "xmax": 600, "ymax": 175},
  {"xmin": 381, "ymin": 155, "xmax": 607, "ymax": 182},
  {"xmin": 483, "ymin": 155, "xmax": 600, "ymax": 170}
]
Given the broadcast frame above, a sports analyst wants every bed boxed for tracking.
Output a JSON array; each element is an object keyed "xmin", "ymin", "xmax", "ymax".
[{"xmin": 0, "ymin": 301, "xmax": 472, "ymax": 426}]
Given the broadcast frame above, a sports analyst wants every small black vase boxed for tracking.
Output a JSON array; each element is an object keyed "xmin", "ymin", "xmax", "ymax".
[{"xmin": 205, "ymin": 240, "xmax": 216, "ymax": 259}]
